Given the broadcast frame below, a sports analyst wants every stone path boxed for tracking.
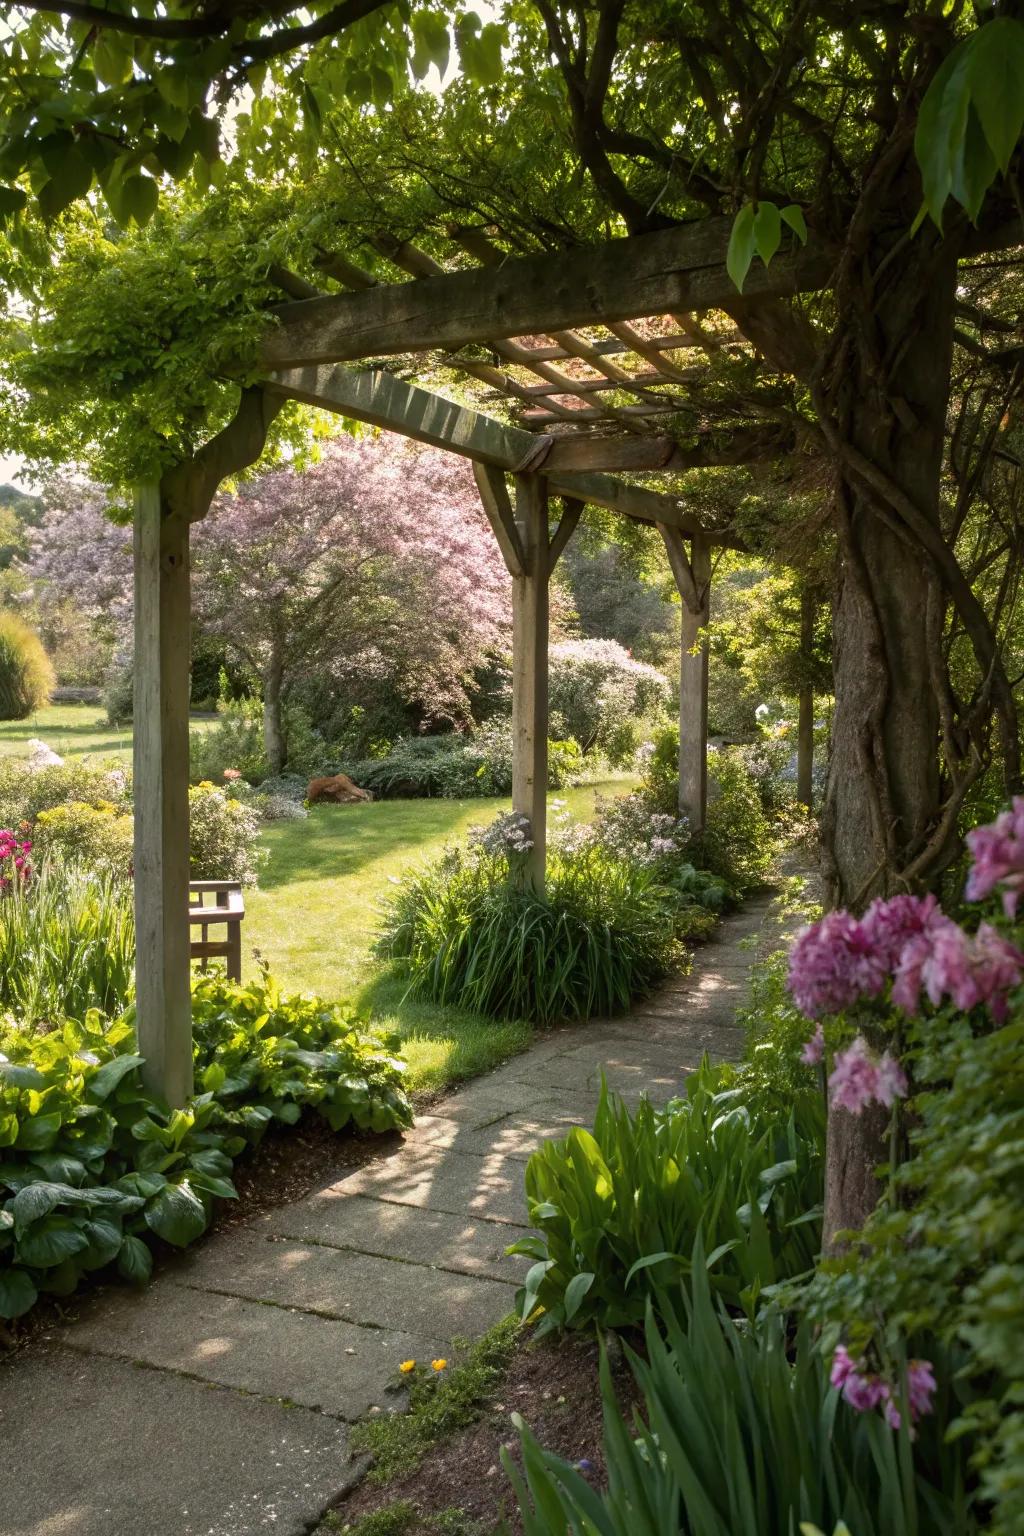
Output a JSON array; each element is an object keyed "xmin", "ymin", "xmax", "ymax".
[{"xmin": 2, "ymin": 891, "xmax": 789, "ymax": 1536}]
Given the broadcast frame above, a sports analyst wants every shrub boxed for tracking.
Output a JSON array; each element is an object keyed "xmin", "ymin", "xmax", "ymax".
[
  {"xmin": 188, "ymin": 782, "xmax": 264, "ymax": 885},
  {"xmin": 548, "ymin": 638, "xmax": 669, "ymax": 757},
  {"xmin": 0, "ymin": 612, "xmax": 54, "ymax": 719},
  {"xmin": 349, "ymin": 727, "xmax": 581, "ymax": 800},
  {"xmin": 0, "ymin": 974, "xmax": 412, "ymax": 1320},
  {"xmin": 102, "ymin": 657, "xmax": 134, "ymax": 724},
  {"xmin": 377, "ymin": 840, "xmax": 681, "ymax": 1025},
  {"xmin": 702, "ymin": 747, "xmax": 774, "ymax": 889},
  {"xmin": 0, "ymin": 757, "xmax": 130, "ymax": 829},
  {"xmin": 508, "ymin": 1060, "xmax": 823, "ymax": 1335},
  {"xmin": 0, "ymin": 862, "xmax": 135, "ymax": 1025},
  {"xmin": 189, "ymin": 702, "xmax": 267, "ymax": 786},
  {"xmin": 639, "ymin": 720, "xmax": 683, "ymax": 813},
  {"xmin": 33, "ymin": 800, "xmax": 133, "ymax": 877},
  {"xmin": 507, "ymin": 1251, "xmax": 975, "ymax": 1536}
]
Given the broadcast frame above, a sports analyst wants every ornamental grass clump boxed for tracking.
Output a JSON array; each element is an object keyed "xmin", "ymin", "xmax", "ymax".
[
  {"xmin": 377, "ymin": 823, "xmax": 681, "ymax": 1025},
  {"xmin": 0, "ymin": 613, "xmax": 54, "ymax": 720}
]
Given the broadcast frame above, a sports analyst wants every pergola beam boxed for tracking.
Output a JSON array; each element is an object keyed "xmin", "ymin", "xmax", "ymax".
[
  {"xmin": 261, "ymin": 218, "xmax": 836, "ymax": 369},
  {"xmin": 263, "ymin": 365, "xmax": 747, "ymax": 542}
]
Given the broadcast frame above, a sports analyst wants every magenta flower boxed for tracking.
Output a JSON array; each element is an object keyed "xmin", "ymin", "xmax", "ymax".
[
  {"xmin": 800, "ymin": 1022, "xmax": 825, "ymax": 1066},
  {"xmin": 861, "ymin": 893, "xmax": 940, "ymax": 969},
  {"xmin": 829, "ymin": 1036, "xmax": 908, "ymax": 1115},
  {"xmin": 787, "ymin": 911, "xmax": 889, "ymax": 1019},
  {"xmin": 965, "ymin": 798, "xmax": 1024, "ymax": 916},
  {"xmin": 893, "ymin": 914, "xmax": 1023, "ymax": 1019},
  {"xmin": 830, "ymin": 1345, "xmax": 857, "ymax": 1390},
  {"xmin": 907, "ymin": 1359, "xmax": 937, "ymax": 1419}
]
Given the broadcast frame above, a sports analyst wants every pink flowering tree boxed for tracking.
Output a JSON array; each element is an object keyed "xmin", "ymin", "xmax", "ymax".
[
  {"xmin": 193, "ymin": 433, "xmax": 510, "ymax": 774},
  {"xmin": 786, "ymin": 801, "xmax": 1024, "ymax": 1435}
]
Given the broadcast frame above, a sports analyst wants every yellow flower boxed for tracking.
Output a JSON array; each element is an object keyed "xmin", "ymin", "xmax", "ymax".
[
  {"xmin": 399, "ymin": 1360, "xmax": 416, "ymax": 1373},
  {"xmin": 431, "ymin": 1359, "xmax": 447, "ymax": 1373}
]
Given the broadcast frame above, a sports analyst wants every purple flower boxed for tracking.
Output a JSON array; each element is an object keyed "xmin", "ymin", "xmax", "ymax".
[
  {"xmin": 829, "ymin": 1036, "xmax": 908, "ymax": 1115},
  {"xmin": 800, "ymin": 1022, "xmax": 825, "ymax": 1066},
  {"xmin": 893, "ymin": 914, "xmax": 1023, "ymax": 1020},
  {"xmin": 830, "ymin": 1345, "xmax": 857, "ymax": 1390},
  {"xmin": 861, "ymin": 893, "xmax": 940, "ymax": 969},
  {"xmin": 787, "ymin": 912, "xmax": 889, "ymax": 1019}
]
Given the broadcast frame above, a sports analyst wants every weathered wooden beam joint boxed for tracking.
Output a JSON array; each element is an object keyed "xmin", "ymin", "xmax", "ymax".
[
  {"xmin": 548, "ymin": 497, "xmax": 582, "ymax": 572},
  {"xmin": 133, "ymin": 485, "xmax": 193, "ymax": 1107}
]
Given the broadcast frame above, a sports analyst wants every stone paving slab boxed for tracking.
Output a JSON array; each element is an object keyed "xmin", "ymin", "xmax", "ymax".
[
  {"xmin": 63, "ymin": 1278, "xmax": 438, "ymax": 1419},
  {"xmin": 169, "ymin": 1230, "xmax": 519, "ymax": 1340},
  {"xmin": 326, "ymin": 1141, "xmax": 533, "ymax": 1226},
  {"xmin": 416, "ymin": 1105, "xmax": 592, "ymax": 1162},
  {"xmin": 0, "ymin": 1346, "xmax": 353, "ymax": 1536},
  {"xmin": 264, "ymin": 1190, "xmax": 529, "ymax": 1283}
]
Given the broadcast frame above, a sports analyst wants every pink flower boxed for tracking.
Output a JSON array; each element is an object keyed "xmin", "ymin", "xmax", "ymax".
[
  {"xmin": 971, "ymin": 923, "xmax": 1024, "ymax": 1022},
  {"xmin": 223, "ymin": 768, "xmax": 242, "ymax": 782},
  {"xmin": 861, "ymin": 893, "xmax": 940, "ymax": 969},
  {"xmin": 787, "ymin": 911, "xmax": 889, "ymax": 1019},
  {"xmin": 829, "ymin": 1036, "xmax": 908, "ymax": 1115},
  {"xmin": 966, "ymin": 798, "xmax": 1024, "ymax": 915},
  {"xmin": 893, "ymin": 914, "xmax": 1023, "ymax": 1020},
  {"xmin": 874, "ymin": 1051, "xmax": 909, "ymax": 1107},
  {"xmin": 801, "ymin": 1022, "xmax": 825, "ymax": 1066},
  {"xmin": 830, "ymin": 1345, "xmax": 857, "ymax": 1389}
]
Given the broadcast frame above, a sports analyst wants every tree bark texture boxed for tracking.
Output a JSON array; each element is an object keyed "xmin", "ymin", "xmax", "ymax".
[
  {"xmin": 263, "ymin": 635, "xmax": 286, "ymax": 777},
  {"xmin": 797, "ymin": 589, "xmax": 815, "ymax": 811}
]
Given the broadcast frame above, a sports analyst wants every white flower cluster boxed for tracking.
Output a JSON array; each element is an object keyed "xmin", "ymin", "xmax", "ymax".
[
  {"xmin": 468, "ymin": 810, "xmax": 534, "ymax": 857},
  {"xmin": 26, "ymin": 738, "xmax": 64, "ymax": 771}
]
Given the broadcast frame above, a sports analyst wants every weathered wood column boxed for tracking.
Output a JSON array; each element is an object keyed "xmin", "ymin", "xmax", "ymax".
[
  {"xmin": 134, "ymin": 486, "xmax": 193, "ymax": 1106},
  {"xmin": 511, "ymin": 475, "xmax": 550, "ymax": 890},
  {"xmin": 797, "ymin": 586, "xmax": 815, "ymax": 811},
  {"xmin": 474, "ymin": 466, "xmax": 581, "ymax": 891},
  {"xmin": 659, "ymin": 525, "xmax": 711, "ymax": 834}
]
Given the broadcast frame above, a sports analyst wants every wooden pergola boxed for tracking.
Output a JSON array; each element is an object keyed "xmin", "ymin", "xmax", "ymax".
[{"xmin": 136, "ymin": 215, "xmax": 821, "ymax": 1104}]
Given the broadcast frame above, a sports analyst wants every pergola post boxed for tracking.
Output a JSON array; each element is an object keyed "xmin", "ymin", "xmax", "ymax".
[
  {"xmin": 659, "ymin": 525, "xmax": 711, "ymax": 834},
  {"xmin": 473, "ymin": 466, "xmax": 579, "ymax": 893},
  {"xmin": 797, "ymin": 586, "xmax": 815, "ymax": 811},
  {"xmin": 511, "ymin": 475, "xmax": 550, "ymax": 890},
  {"xmin": 133, "ymin": 485, "xmax": 193, "ymax": 1107}
]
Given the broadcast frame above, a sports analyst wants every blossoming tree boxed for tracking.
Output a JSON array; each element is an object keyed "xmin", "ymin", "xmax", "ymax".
[{"xmin": 192, "ymin": 433, "xmax": 510, "ymax": 774}]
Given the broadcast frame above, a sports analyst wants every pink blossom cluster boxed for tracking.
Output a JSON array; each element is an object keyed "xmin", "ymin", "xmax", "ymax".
[
  {"xmin": 965, "ymin": 797, "xmax": 1024, "ymax": 916},
  {"xmin": 0, "ymin": 829, "xmax": 31, "ymax": 892},
  {"xmin": 828, "ymin": 1036, "xmax": 908, "ymax": 1114},
  {"xmin": 831, "ymin": 1347, "xmax": 936, "ymax": 1430},
  {"xmin": 789, "ymin": 892, "xmax": 1024, "ymax": 1025}
]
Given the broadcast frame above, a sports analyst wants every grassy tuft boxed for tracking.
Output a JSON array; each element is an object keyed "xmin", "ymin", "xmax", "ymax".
[{"xmin": 351, "ymin": 1317, "xmax": 520, "ymax": 1486}]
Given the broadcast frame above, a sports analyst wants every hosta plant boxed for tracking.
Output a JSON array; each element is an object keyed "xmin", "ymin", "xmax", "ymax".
[{"xmin": 0, "ymin": 975, "xmax": 412, "ymax": 1320}]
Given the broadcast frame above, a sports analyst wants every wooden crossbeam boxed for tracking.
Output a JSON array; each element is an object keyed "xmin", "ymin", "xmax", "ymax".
[
  {"xmin": 261, "ymin": 218, "xmax": 835, "ymax": 369},
  {"xmin": 261, "ymin": 363, "xmax": 744, "ymax": 542}
]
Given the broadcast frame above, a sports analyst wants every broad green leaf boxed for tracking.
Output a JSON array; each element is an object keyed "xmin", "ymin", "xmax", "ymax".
[
  {"xmin": 780, "ymin": 204, "xmax": 807, "ymax": 243},
  {"xmin": 93, "ymin": 32, "xmax": 134, "ymax": 86},
  {"xmin": 117, "ymin": 1233, "xmax": 153, "ymax": 1285},
  {"xmin": 0, "ymin": 1267, "xmax": 37, "ymax": 1319},
  {"xmin": 144, "ymin": 1179, "xmax": 208, "ymax": 1247},
  {"xmin": 967, "ymin": 18, "xmax": 1024, "ymax": 172},
  {"xmin": 753, "ymin": 201, "xmax": 782, "ymax": 267},
  {"xmin": 16, "ymin": 1214, "xmax": 90, "ymax": 1269},
  {"xmin": 88, "ymin": 1054, "xmax": 143, "ymax": 1102},
  {"xmin": 952, "ymin": 106, "xmax": 997, "ymax": 222},
  {"xmin": 727, "ymin": 204, "xmax": 757, "ymax": 293},
  {"xmin": 915, "ymin": 41, "xmax": 972, "ymax": 227},
  {"xmin": 563, "ymin": 1270, "xmax": 594, "ymax": 1321},
  {"xmin": 15, "ymin": 1112, "xmax": 62, "ymax": 1151},
  {"xmin": 37, "ymin": 145, "xmax": 93, "ymax": 218},
  {"xmin": 0, "ymin": 185, "xmax": 27, "ymax": 218}
]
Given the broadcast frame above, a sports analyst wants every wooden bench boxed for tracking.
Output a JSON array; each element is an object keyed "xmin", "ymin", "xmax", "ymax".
[{"xmin": 188, "ymin": 880, "xmax": 245, "ymax": 982}]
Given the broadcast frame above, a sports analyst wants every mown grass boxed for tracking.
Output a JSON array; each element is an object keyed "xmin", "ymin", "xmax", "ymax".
[
  {"xmin": 244, "ymin": 779, "xmax": 635, "ymax": 1096},
  {"xmin": 0, "ymin": 702, "xmax": 216, "ymax": 763}
]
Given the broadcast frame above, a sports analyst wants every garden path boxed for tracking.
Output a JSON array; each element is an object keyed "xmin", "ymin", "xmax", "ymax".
[{"xmin": 1, "ymin": 888, "xmax": 800, "ymax": 1536}]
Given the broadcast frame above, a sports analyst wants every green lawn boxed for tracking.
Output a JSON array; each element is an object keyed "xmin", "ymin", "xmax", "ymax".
[
  {"xmin": 0, "ymin": 704, "xmax": 637, "ymax": 1101},
  {"xmin": 0, "ymin": 703, "xmax": 215, "ymax": 763},
  {"xmin": 245, "ymin": 779, "xmax": 635, "ymax": 1098}
]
